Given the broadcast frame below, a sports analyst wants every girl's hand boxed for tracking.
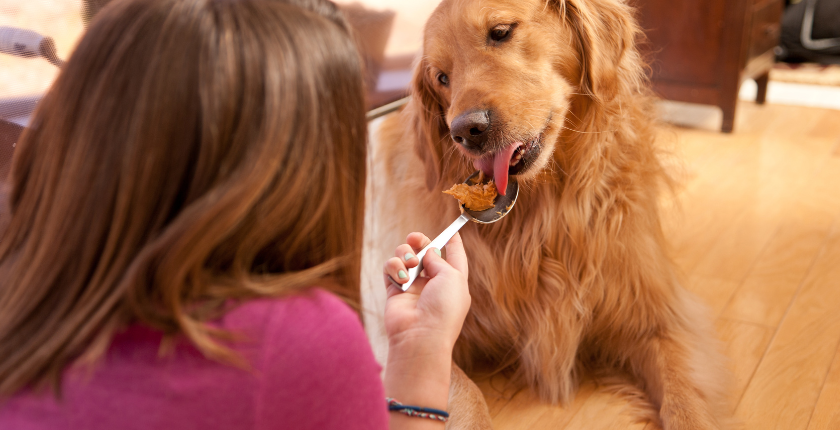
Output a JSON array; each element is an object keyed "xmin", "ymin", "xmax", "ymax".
[
  {"xmin": 382, "ymin": 232, "xmax": 471, "ymax": 351},
  {"xmin": 381, "ymin": 232, "xmax": 471, "ymax": 422}
]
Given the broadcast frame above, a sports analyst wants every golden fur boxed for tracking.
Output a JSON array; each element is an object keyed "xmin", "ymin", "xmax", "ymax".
[{"xmin": 362, "ymin": 0, "xmax": 732, "ymax": 428}]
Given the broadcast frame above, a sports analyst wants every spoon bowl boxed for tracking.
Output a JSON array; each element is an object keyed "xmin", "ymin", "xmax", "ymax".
[
  {"xmin": 397, "ymin": 171, "xmax": 519, "ymax": 291},
  {"xmin": 461, "ymin": 170, "xmax": 519, "ymax": 224}
]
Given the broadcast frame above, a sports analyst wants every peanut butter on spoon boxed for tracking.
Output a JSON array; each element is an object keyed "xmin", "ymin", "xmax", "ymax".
[{"xmin": 443, "ymin": 180, "xmax": 498, "ymax": 211}]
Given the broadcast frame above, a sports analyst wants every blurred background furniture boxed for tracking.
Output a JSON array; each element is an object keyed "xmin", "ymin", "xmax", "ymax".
[
  {"xmin": 634, "ymin": 0, "xmax": 784, "ymax": 132},
  {"xmin": 335, "ymin": 1, "xmax": 437, "ymax": 112},
  {"xmin": 338, "ymin": 3, "xmax": 400, "ymax": 110},
  {"xmin": 777, "ymin": 0, "xmax": 840, "ymax": 65}
]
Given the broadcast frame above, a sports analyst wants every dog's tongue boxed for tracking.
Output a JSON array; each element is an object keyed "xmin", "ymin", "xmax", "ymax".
[{"xmin": 472, "ymin": 143, "xmax": 522, "ymax": 196}]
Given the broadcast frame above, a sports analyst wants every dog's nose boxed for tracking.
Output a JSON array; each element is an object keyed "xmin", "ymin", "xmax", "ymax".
[{"xmin": 450, "ymin": 110, "xmax": 491, "ymax": 150}]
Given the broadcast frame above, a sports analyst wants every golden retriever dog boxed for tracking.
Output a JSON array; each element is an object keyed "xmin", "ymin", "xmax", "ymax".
[{"xmin": 362, "ymin": 0, "xmax": 731, "ymax": 428}]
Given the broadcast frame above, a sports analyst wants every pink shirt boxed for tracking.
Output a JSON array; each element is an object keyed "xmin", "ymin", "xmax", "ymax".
[{"xmin": 0, "ymin": 289, "xmax": 388, "ymax": 430}]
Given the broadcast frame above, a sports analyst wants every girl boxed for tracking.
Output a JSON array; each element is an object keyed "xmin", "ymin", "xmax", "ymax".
[{"xmin": 0, "ymin": 0, "xmax": 469, "ymax": 428}]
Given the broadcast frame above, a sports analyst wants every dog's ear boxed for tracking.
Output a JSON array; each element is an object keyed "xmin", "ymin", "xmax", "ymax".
[
  {"xmin": 561, "ymin": 0, "xmax": 640, "ymax": 103},
  {"xmin": 409, "ymin": 56, "xmax": 449, "ymax": 191}
]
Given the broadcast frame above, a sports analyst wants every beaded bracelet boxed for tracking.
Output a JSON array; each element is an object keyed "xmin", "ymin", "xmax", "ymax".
[{"xmin": 386, "ymin": 397, "xmax": 449, "ymax": 423}]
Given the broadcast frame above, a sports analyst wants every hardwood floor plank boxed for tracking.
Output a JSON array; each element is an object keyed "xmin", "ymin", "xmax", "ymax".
[
  {"xmin": 758, "ymin": 105, "xmax": 835, "ymax": 146},
  {"xmin": 658, "ymin": 126, "xmax": 745, "ymax": 190},
  {"xmin": 666, "ymin": 207, "xmax": 746, "ymax": 278},
  {"xmin": 562, "ymin": 385, "xmax": 651, "ymax": 430},
  {"xmin": 807, "ymin": 344, "xmax": 840, "ymax": 430},
  {"xmin": 803, "ymin": 109, "xmax": 840, "ymax": 142},
  {"xmin": 714, "ymin": 318, "xmax": 774, "ymax": 405},
  {"xmin": 665, "ymin": 121, "xmax": 829, "ymax": 280},
  {"xmin": 476, "ymin": 376, "xmax": 517, "ymax": 419},
  {"xmin": 720, "ymin": 209, "xmax": 835, "ymax": 327},
  {"xmin": 685, "ymin": 276, "xmax": 741, "ymax": 318},
  {"xmin": 732, "ymin": 102, "xmax": 779, "ymax": 135},
  {"xmin": 664, "ymin": 162, "xmax": 756, "ymax": 275},
  {"xmin": 688, "ymin": 212, "xmax": 778, "ymax": 282},
  {"xmin": 735, "ymin": 221, "xmax": 840, "ymax": 430},
  {"xmin": 489, "ymin": 382, "xmax": 595, "ymax": 429},
  {"xmin": 688, "ymin": 134, "xmax": 830, "ymax": 282},
  {"xmin": 795, "ymin": 158, "xmax": 840, "ymax": 219}
]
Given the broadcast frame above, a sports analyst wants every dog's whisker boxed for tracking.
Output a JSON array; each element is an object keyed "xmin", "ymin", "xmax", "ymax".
[
  {"xmin": 559, "ymin": 124, "xmax": 614, "ymax": 134},
  {"xmin": 562, "ymin": 116, "xmax": 583, "ymax": 129},
  {"xmin": 564, "ymin": 107, "xmax": 583, "ymax": 123}
]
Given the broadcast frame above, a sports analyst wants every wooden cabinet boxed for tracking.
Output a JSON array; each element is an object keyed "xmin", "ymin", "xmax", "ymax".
[{"xmin": 633, "ymin": 0, "xmax": 784, "ymax": 132}]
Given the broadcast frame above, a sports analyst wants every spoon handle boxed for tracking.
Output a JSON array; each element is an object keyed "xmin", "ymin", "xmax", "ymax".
[{"xmin": 401, "ymin": 213, "xmax": 472, "ymax": 291}]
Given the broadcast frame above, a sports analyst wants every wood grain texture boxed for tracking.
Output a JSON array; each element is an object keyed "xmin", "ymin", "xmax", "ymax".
[
  {"xmin": 476, "ymin": 102, "xmax": 840, "ymax": 429},
  {"xmin": 714, "ymin": 318, "xmax": 774, "ymax": 404},
  {"xmin": 473, "ymin": 376, "xmax": 516, "ymax": 419},
  {"xmin": 720, "ymin": 211, "xmax": 834, "ymax": 327},
  {"xmin": 561, "ymin": 384, "xmax": 650, "ymax": 430},
  {"xmin": 685, "ymin": 276, "xmax": 741, "ymax": 318},
  {"xmin": 735, "ymin": 222, "xmax": 840, "ymax": 429},
  {"xmin": 808, "ymin": 345, "xmax": 840, "ymax": 430},
  {"xmin": 488, "ymin": 381, "xmax": 652, "ymax": 430},
  {"xmin": 490, "ymin": 381, "xmax": 594, "ymax": 428}
]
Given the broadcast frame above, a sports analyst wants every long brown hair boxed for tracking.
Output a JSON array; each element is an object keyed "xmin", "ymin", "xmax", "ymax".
[{"xmin": 0, "ymin": 0, "xmax": 366, "ymax": 396}]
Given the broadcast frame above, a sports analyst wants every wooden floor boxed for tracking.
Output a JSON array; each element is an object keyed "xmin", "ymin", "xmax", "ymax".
[{"xmin": 476, "ymin": 101, "xmax": 840, "ymax": 430}]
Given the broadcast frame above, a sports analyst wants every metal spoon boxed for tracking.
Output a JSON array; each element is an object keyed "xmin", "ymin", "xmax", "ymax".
[{"xmin": 399, "ymin": 170, "xmax": 519, "ymax": 291}]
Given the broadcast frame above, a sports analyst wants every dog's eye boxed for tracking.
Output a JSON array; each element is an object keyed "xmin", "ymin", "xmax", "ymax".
[
  {"xmin": 489, "ymin": 24, "xmax": 513, "ymax": 43},
  {"xmin": 437, "ymin": 73, "xmax": 449, "ymax": 87}
]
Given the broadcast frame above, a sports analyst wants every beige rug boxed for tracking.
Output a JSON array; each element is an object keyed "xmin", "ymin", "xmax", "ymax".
[{"xmin": 771, "ymin": 63, "xmax": 840, "ymax": 87}]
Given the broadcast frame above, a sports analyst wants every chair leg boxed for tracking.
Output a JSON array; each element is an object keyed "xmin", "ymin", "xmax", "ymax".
[
  {"xmin": 720, "ymin": 100, "xmax": 736, "ymax": 133},
  {"xmin": 755, "ymin": 73, "xmax": 769, "ymax": 105}
]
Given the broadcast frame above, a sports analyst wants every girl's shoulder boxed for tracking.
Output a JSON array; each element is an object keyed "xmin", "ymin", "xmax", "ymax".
[
  {"xmin": 223, "ymin": 288, "xmax": 362, "ymax": 342},
  {"xmin": 229, "ymin": 289, "xmax": 387, "ymax": 429},
  {"xmin": 221, "ymin": 288, "xmax": 375, "ymax": 374}
]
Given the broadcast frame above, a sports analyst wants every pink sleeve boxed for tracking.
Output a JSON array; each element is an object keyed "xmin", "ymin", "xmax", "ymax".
[{"xmin": 255, "ymin": 290, "xmax": 388, "ymax": 430}]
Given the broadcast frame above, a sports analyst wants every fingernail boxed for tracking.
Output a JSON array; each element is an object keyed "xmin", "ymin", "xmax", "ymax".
[
  {"xmin": 404, "ymin": 253, "xmax": 415, "ymax": 261},
  {"xmin": 432, "ymin": 248, "xmax": 441, "ymax": 257},
  {"xmin": 398, "ymin": 270, "xmax": 407, "ymax": 279}
]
